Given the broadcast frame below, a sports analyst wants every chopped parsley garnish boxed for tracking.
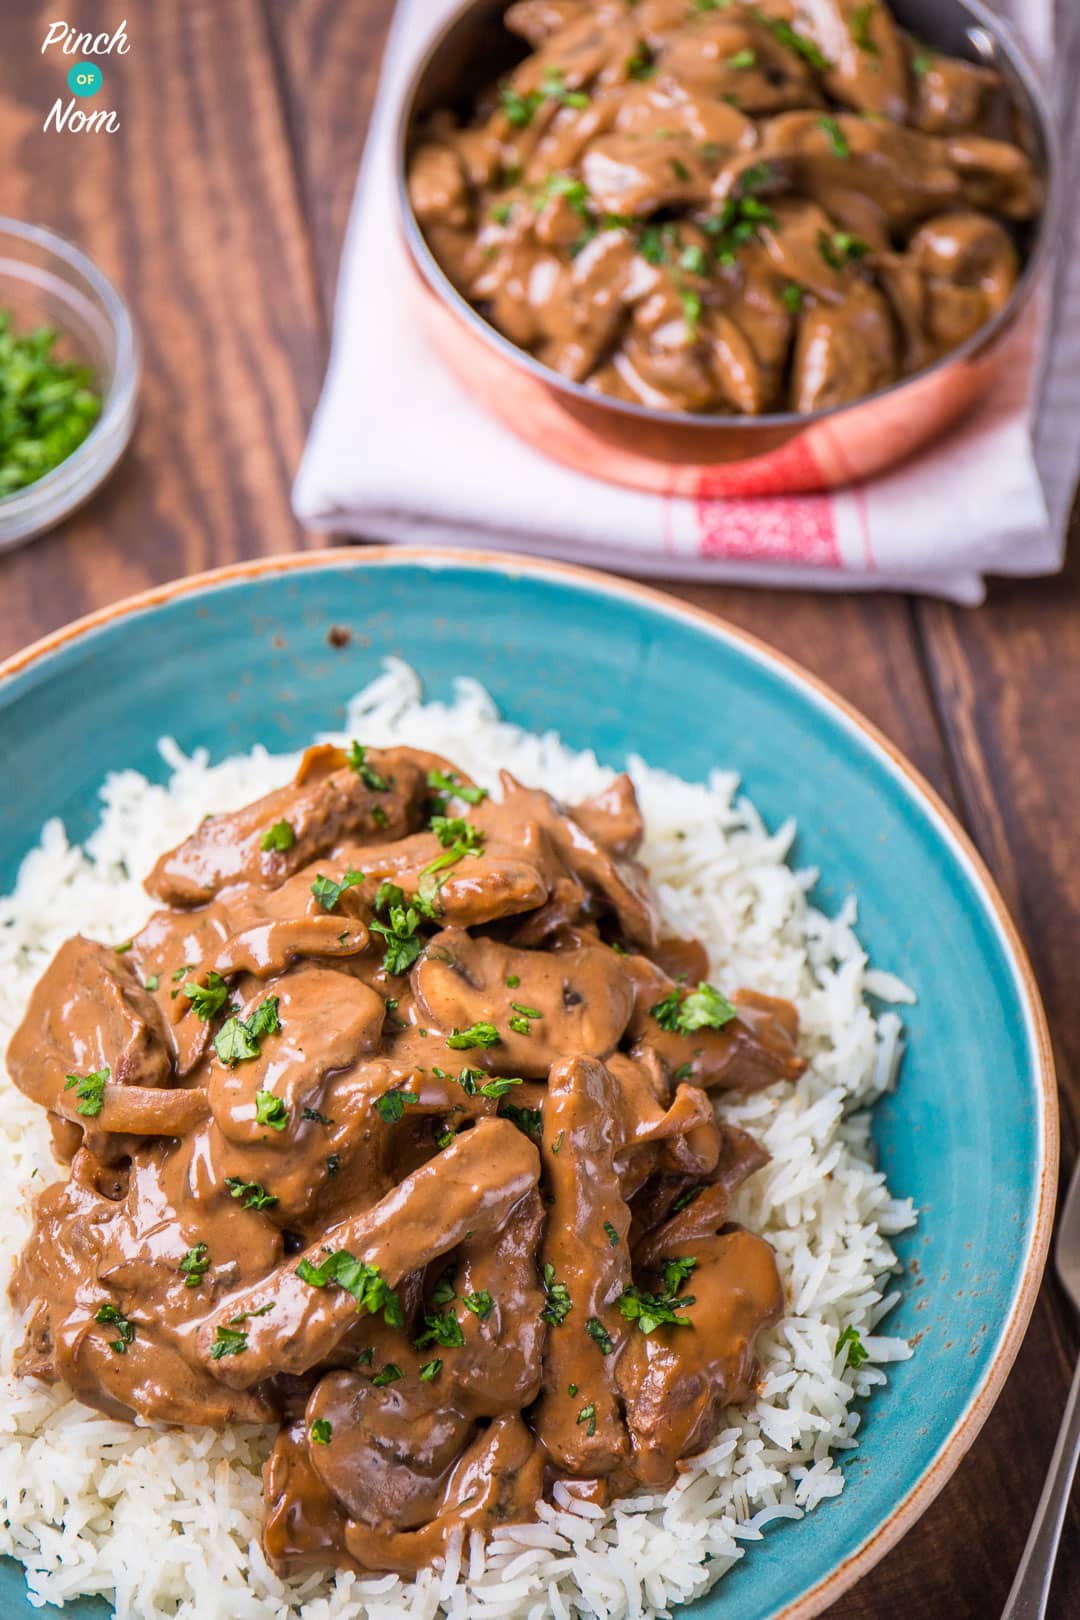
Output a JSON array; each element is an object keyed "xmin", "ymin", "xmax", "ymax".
[
  {"xmin": 850, "ymin": 2, "xmax": 879, "ymax": 53},
  {"xmin": 302, "ymin": 1106, "xmax": 333, "ymax": 1125},
  {"xmin": 509, "ymin": 1014, "xmax": 532, "ymax": 1036},
  {"xmin": 701, "ymin": 194, "xmax": 776, "ymax": 266},
  {"xmin": 551, "ymin": 1130, "xmax": 565, "ymax": 1155},
  {"xmin": 432, "ymin": 1268, "xmax": 457, "ymax": 1305},
  {"xmin": 617, "ymin": 1284, "xmax": 695, "ymax": 1334},
  {"xmin": 310, "ymin": 1418, "xmax": 332, "ymax": 1444},
  {"xmin": 663, "ymin": 1255, "xmax": 698, "ymax": 1291},
  {"xmin": 210, "ymin": 1324, "xmax": 247, "ymax": 1360},
  {"xmin": 296, "ymin": 1250, "xmax": 403, "ymax": 1327},
  {"xmin": 510, "ymin": 1002, "xmax": 542, "ymax": 1020},
  {"xmin": 0, "ymin": 313, "xmax": 102, "ymax": 496},
  {"xmin": 64, "ymin": 1066, "xmax": 108, "ymax": 1118},
  {"xmin": 534, "ymin": 172, "xmax": 591, "ymax": 219},
  {"xmin": 436, "ymin": 1127, "xmax": 456, "ymax": 1149},
  {"xmin": 172, "ymin": 965, "xmax": 192, "ymax": 982},
  {"xmin": 374, "ymin": 1088, "xmax": 419, "ymax": 1124},
  {"xmin": 679, "ymin": 243, "xmax": 708, "ymax": 276},
  {"xmin": 426, "ymin": 768, "xmax": 488, "ymax": 806},
  {"xmin": 499, "ymin": 82, "xmax": 541, "ymax": 126},
  {"xmin": 726, "ymin": 48, "xmax": 756, "ymax": 69},
  {"xmin": 372, "ymin": 1363, "xmax": 403, "ymax": 1387},
  {"xmin": 672, "ymin": 1184, "xmax": 703, "ymax": 1213},
  {"xmin": 260, "ymin": 819, "xmax": 296, "ymax": 852},
  {"xmin": 819, "ymin": 229, "xmax": 871, "ymax": 269},
  {"xmin": 183, "ymin": 970, "xmax": 232, "ymax": 1021},
  {"xmin": 912, "ymin": 50, "xmax": 933, "ymax": 76},
  {"xmin": 490, "ymin": 202, "xmax": 512, "ymax": 227},
  {"xmin": 326, "ymin": 1153, "xmax": 340, "ymax": 1177},
  {"xmin": 369, "ymin": 889, "xmax": 427, "ymax": 976},
  {"xmin": 447, "ymin": 1022, "xmax": 501, "ymax": 1050},
  {"xmin": 179, "ymin": 1243, "xmax": 210, "ymax": 1287},
  {"xmin": 541, "ymin": 66, "xmax": 590, "ymax": 108},
  {"xmin": 541, "ymin": 1264, "xmax": 573, "ymax": 1325},
  {"xmin": 677, "ymin": 284, "xmax": 703, "ymax": 338},
  {"xmin": 114, "ymin": 941, "xmax": 132, "ymax": 954},
  {"xmin": 739, "ymin": 161, "xmax": 774, "ymax": 195},
  {"xmin": 94, "ymin": 1302, "xmax": 134, "ymax": 1354},
  {"xmin": 585, "ymin": 1317, "xmax": 614, "ymax": 1354},
  {"xmin": 372, "ymin": 805, "xmax": 388, "ymax": 828},
  {"xmin": 429, "ymin": 815, "xmax": 484, "ymax": 851},
  {"xmin": 463, "ymin": 1290, "xmax": 493, "ymax": 1319},
  {"xmin": 214, "ymin": 996, "xmax": 281, "ymax": 1066},
  {"xmin": 145, "ymin": 974, "xmax": 160, "ymax": 992},
  {"xmin": 356, "ymin": 1346, "xmax": 374, "ymax": 1366},
  {"xmin": 310, "ymin": 868, "xmax": 365, "ymax": 912},
  {"xmin": 626, "ymin": 42, "xmax": 655, "ymax": 79},
  {"xmin": 603, "ymin": 1222, "xmax": 620, "ymax": 1247},
  {"xmin": 505, "ymin": 974, "xmax": 521, "ymax": 989},
  {"xmin": 818, "ymin": 115, "xmax": 850, "ymax": 158},
  {"xmin": 477, "ymin": 1075, "xmax": 523, "ymax": 1099},
  {"xmin": 838, "ymin": 1323, "xmax": 869, "ymax": 1368},
  {"xmin": 224, "ymin": 1176, "xmax": 278, "ymax": 1211},
  {"xmin": 651, "ymin": 980, "xmax": 737, "ymax": 1035},
  {"xmin": 255, "ymin": 1089, "xmax": 289, "ymax": 1131},
  {"xmin": 414, "ymin": 1307, "xmax": 465, "ymax": 1349},
  {"xmin": 419, "ymin": 1357, "xmax": 443, "ymax": 1382},
  {"xmin": 347, "ymin": 741, "xmax": 390, "ymax": 791},
  {"xmin": 500, "ymin": 1103, "xmax": 543, "ymax": 1136},
  {"xmin": 577, "ymin": 1403, "xmax": 597, "ymax": 1436},
  {"xmin": 754, "ymin": 10, "xmax": 830, "ymax": 70},
  {"xmin": 782, "ymin": 282, "xmax": 805, "ymax": 313}
]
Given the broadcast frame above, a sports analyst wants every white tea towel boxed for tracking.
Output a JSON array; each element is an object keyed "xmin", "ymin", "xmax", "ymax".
[{"xmin": 294, "ymin": 0, "xmax": 1080, "ymax": 604}]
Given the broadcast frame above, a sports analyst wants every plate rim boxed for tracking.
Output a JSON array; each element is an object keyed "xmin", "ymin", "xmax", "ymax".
[{"xmin": 0, "ymin": 545, "xmax": 1058, "ymax": 1620}]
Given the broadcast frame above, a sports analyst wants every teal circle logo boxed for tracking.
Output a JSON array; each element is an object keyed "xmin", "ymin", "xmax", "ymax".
[{"xmin": 67, "ymin": 62, "xmax": 102, "ymax": 97}]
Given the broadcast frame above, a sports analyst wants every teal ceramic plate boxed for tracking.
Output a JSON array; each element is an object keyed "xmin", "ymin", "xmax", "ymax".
[{"xmin": 0, "ymin": 550, "xmax": 1057, "ymax": 1620}]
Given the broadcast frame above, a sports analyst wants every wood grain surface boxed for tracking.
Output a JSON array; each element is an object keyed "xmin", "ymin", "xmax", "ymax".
[{"xmin": 0, "ymin": 1, "xmax": 1077, "ymax": 1613}]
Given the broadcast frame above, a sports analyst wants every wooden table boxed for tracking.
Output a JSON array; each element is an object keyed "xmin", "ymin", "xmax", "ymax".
[{"xmin": 1, "ymin": 3, "xmax": 1077, "ymax": 1613}]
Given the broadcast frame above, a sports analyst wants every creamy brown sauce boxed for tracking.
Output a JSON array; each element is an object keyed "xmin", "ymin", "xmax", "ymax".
[
  {"xmin": 9, "ymin": 742, "xmax": 805, "ymax": 1576},
  {"xmin": 408, "ymin": 0, "xmax": 1041, "ymax": 414}
]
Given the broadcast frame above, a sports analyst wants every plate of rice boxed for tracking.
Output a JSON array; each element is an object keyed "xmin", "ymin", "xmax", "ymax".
[{"xmin": 0, "ymin": 550, "xmax": 1056, "ymax": 1620}]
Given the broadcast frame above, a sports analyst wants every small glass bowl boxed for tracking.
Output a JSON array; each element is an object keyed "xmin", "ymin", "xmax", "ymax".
[{"xmin": 0, "ymin": 218, "xmax": 139, "ymax": 547}]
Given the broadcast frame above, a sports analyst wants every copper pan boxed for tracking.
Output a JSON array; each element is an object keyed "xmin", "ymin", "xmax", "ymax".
[{"xmin": 396, "ymin": 0, "xmax": 1060, "ymax": 499}]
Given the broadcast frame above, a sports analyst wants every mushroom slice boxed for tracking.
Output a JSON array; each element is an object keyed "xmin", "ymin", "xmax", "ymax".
[{"xmin": 792, "ymin": 281, "xmax": 898, "ymax": 412}]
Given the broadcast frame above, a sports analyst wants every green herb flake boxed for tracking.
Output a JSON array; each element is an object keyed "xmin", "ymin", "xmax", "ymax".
[
  {"xmin": 94, "ymin": 1301, "xmax": 134, "ymax": 1354},
  {"xmin": 255, "ymin": 1089, "xmax": 289, "ymax": 1132},
  {"xmin": 372, "ymin": 1363, "xmax": 403, "ymax": 1387},
  {"xmin": 302, "ymin": 1106, "xmax": 333, "ymax": 1125},
  {"xmin": 64, "ymin": 1066, "xmax": 109, "ymax": 1118},
  {"xmin": 585, "ymin": 1317, "xmax": 614, "ymax": 1354},
  {"xmin": 374, "ymin": 1088, "xmax": 419, "ymax": 1124},
  {"xmin": 463, "ymin": 1290, "xmax": 493, "ymax": 1320},
  {"xmin": 673, "ymin": 1184, "xmax": 703, "ymax": 1213},
  {"xmin": 818, "ymin": 115, "xmax": 850, "ymax": 158},
  {"xmin": 426, "ymin": 768, "xmax": 488, "ymax": 806},
  {"xmin": 500, "ymin": 1103, "xmax": 543, "ymax": 1136},
  {"xmin": 726, "ymin": 48, "xmax": 756, "ymax": 69},
  {"xmin": 260, "ymin": 819, "xmax": 296, "ymax": 853},
  {"xmin": 541, "ymin": 1263, "xmax": 573, "ymax": 1326},
  {"xmin": 347, "ymin": 741, "xmax": 390, "ymax": 791},
  {"xmin": 296, "ymin": 1250, "xmax": 403, "ymax": 1327},
  {"xmin": 224, "ymin": 1176, "xmax": 278, "ymax": 1211},
  {"xmin": 850, "ymin": 2, "xmax": 879, "ymax": 54},
  {"xmin": 626, "ymin": 42, "xmax": 655, "ymax": 79},
  {"xmin": 144, "ymin": 974, "xmax": 160, "ymax": 992},
  {"xmin": 478, "ymin": 1075, "xmax": 524, "ymax": 1100},
  {"xmin": 499, "ymin": 82, "xmax": 542, "ymax": 127},
  {"xmin": 838, "ymin": 1323, "xmax": 869, "ymax": 1368},
  {"xmin": 414, "ymin": 1308, "xmax": 465, "ymax": 1349},
  {"xmin": 755, "ymin": 10, "xmax": 830, "ymax": 70},
  {"xmin": 183, "ymin": 970, "xmax": 232, "ymax": 1021},
  {"xmin": 603, "ymin": 1221, "xmax": 620, "ymax": 1247},
  {"xmin": 663, "ymin": 1255, "xmax": 698, "ymax": 1291},
  {"xmin": 311, "ymin": 868, "xmax": 365, "ymax": 913},
  {"xmin": 210, "ymin": 1324, "xmax": 247, "ymax": 1360},
  {"xmin": 541, "ymin": 65, "xmax": 590, "ymax": 109},
  {"xmin": 617, "ymin": 1284, "xmax": 695, "ymax": 1335},
  {"xmin": 179, "ymin": 1243, "xmax": 210, "ymax": 1287},
  {"xmin": 551, "ymin": 1129, "xmax": 565, "ymax": 1155},
  {"xmin": 310, "ymin": 1418, "xmax": 332, "ymax": 1445},
  {"xmin": 419, "ymin": 1357, "xmax": 443, "ymax": 1382},
  {"xmin": 577, "ymin": 1402, "xmax": 597, "ymax": 1436},
  {"xmin": 781, "ymin": 282, "xmax": 805, "ymax": 312},
  {"xmin": 819, "ymin": 229, "xmax": 871, "ymax": 269},
  {"xmin": 447, "ymin": 1022, "xmax": 501, "ymax": 1050}
]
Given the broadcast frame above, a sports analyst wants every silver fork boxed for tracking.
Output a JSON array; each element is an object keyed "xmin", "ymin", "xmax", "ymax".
[{"xmin": 1001, "ymin": 1154, "xmax": 1080, "ymax": 1619}]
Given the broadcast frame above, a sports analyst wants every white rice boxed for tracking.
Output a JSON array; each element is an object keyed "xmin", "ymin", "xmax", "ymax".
[{"xmin": 0, "ymin": 659, "xmax": 916, "ymax": 1619}]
